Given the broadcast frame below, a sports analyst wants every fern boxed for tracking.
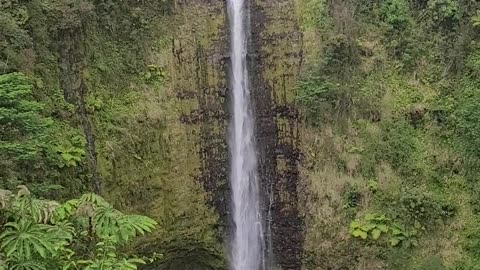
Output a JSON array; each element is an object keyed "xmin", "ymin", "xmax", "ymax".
[
  {"xmin": 94, "ymin": 207, "xmax": 157, "ymax": 243},
  {"xmin": 46, "ymin": 220, "xmax": 75, "ymax": 251},
  {"xmin": 7, "ymin": 186, "xmax": 59, "ymax": 224},
  {"xmin": 79, "ymin": 193, "xmax": 108, "ymax": 207},
  {"xmin": 118, "ymin": 215, "xmax": 157, "ymax": 242},
  {"xmin": 94, "ymin": 205, "xmax": 123, "ymax": 240},
  {"xmin": 12, "ymin": 197, "xmax": 59, "ymax": 224},
  {"xmin": 54, "ymin": 199, "xmax": 80, "ymax": 222}
]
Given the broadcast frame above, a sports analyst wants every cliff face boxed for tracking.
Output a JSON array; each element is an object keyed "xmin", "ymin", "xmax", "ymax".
[
  {"xmin": 6, "ymin": 0, "xmax": 480, "ymax": 268},
  {"xmin": 249, "ymin": 0, "xmax": 304, "ymax": 269},
  {"xmin": 173, "ymin": 0, "xmax": 230, "ymax": 229},
  {"xmin": 3, "ymin": 0, "xmax": 307, "ymax": 267},
  {"xmin": 173, "ymin": 0, "xmax": 306, "ymax": 269}
]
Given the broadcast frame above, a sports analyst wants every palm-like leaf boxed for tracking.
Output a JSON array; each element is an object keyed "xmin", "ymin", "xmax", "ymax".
[
  {"xmin": 47, "ymin": 221, "xmax": 74, "ymax": 243},
  {"xmin": 0, "ymin": 220, "xmax": 55, "ymax": 260},
  {"xmin": 94, "ymin": 206, "xmax": 123, "ymax": 240},
  {"xmin": 11, "ymin": 197, "xmax": 59, "ymax": 224},
  {"xmin": 54, "ymin": 199, "xmax": 79, "ymax": 222},
  {"xmin": 5, "ymin": 258, "xmax": 46, "ymax": 270},
  {"xmin": 118, "ymin": 215, "xmax": 157, "ymax": 242},
  {"xmin": 93, "ymin": 205, "xmax": 157, "ymax": 243},
  {"xmin": 79, "ymin": 193, "xmax": 108, "ymax": 207}
]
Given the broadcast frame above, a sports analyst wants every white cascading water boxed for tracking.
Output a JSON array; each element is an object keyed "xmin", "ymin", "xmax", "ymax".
[{"xmin": 227, "ymin": 0, "xmax": 264, "ymax": 270}]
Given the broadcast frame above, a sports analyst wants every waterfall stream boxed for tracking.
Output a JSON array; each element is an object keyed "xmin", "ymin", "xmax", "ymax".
[{"xmin": 227, "ymin": 0, "xmax": 265, "ymax": 269}]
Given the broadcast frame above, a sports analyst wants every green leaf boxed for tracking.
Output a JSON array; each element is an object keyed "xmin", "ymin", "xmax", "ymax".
[
  {"xmin": 350, "ymin": 220, "xmax": 361, "ymax": 229},
  {"xmin": 352, "ymin": 229, "xmax": 368, "ymax": 239},
  {"xmin": 360, "ymin": 224, "xmax": 375, "ymax": 232},
  {"xmin": 377, "ymin": 224, "xmax": 389, "ymax": 233},
  {"xmin": 371, "ymin": 229, "xmax": 382, "ymax": 240},
  {"xmin": 390, "ymin": 238, "xmax": 401, "ymax": 246}
]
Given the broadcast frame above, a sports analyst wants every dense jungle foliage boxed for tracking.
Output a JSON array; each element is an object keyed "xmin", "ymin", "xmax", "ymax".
[
  {"xmin": 1, "ymin": 0, "xmax": 224, "ymax": 269},
  {"xmin": 0, "ymin": 186, "xmax": 158, "ymax": 269},
  {"xmin": 298, "ymin": 0, "xmax": 480, "ymax": 269},
  {"xmin": 3, "ymin": 0, "xmax": 480, "ymax": 269}
]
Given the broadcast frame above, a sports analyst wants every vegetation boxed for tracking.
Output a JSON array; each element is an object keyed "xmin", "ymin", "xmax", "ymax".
[
  {"xmin": 0, "ymin": 186, "xmax": 157, "ymax": 269},
  {"xmin": 0, "ymin": 0, "xmax": 224, "ymax": 268},
  {"xmin": 298, "ymin": 0, "xmax": 480, "ymax": 269},
  {"xmin": 3, "ymin": 0, "xmax": 480, "ymax": 268}
]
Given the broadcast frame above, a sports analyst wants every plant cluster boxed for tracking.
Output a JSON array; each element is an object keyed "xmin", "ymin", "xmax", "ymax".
[
  {"xmin": 349, "ymin": 213, "xmax": 418, "ymax": 247},
  {"xmin": 0, "ymin": 186, "xmax": 158, "ymax": 269}
]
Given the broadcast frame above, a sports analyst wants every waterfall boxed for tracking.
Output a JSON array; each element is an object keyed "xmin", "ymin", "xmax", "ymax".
[{"xmin": 227, "ymin": 0, "xmax": 265, "ymax": 270}]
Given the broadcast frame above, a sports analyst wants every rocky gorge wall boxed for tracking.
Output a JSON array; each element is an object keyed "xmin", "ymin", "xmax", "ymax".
[{"xmin": 173, "ymin": 0, "xmax": 305, "ymax": 269}]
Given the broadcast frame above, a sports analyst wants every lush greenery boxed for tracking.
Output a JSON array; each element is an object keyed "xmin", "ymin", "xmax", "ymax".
[
  {"xmin": 0, "ymin": 72, "xmax": 87, "ymax": 194},
  {"xmin": 0, "ymin": 0, "xmax": 225, "ymax": 268},
  {"xmin": 5, "ymin": 0, "xmax": 480, "ymax": 268},
  {"xmin": 0, "ymin": 186, "xmax": 158, "ymax": 269},
  {"xmin": 298, "ymin": 0, "xmax": 480, "ymax": 269}
]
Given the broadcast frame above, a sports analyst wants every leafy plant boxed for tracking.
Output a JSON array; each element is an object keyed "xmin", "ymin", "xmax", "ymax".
[
  {"xmin": 0, "ymin": 186, "xmax": 158, "ymax": 269},
  {"xmin": 86, "ymin": 96, "xmax": 104, "ymax": 113},
  {"xmin": 397, "ymin": 188, "xmax": 456, "ymax": 225},
  {"xmin": 349, "ymin": 213, "xmax": 418, "ymax": 247},
  {"xmin": 427, "ymin": 0, "xmax": 460, "ymax": 25},
  {"xmin": 350, "ymin": 214, "xmax": 390, "ymax": 240},
  {"xmin": 55, "ymin": 145, "xmax": 86, "ymax": 168},
  {"xmin": 296, "ymin": 76, "xmax": 335, "ymax": 125},
  {"xmin": 142, "ymin": 65, "xmax": 167, "ymax": 85},
  {"xmin": 473, "ymin": 11, "xmax": 480, "ymax": 27},
  {"xmin": 389, "ymin": 223, "xmax": 418, "ymax": 247},
  {"xmin": 0, "ymin": 73, "xmax": 53, "ymax": 161},
  {"xmin": 381, "ymin": 0, "xmax": 412, "ymax": 31},
  {"xmin": 76, "ymin": 241, "xmax": 146, "ymax": 270},
  {"xmin": 0, "ymin": 72, "xmax": 84, "ymax": 191},
  {"xmin": 368, "ymin": 178, "xmax": 379, "ymax": 193},
  {"xmin": 342, "ymin": 185, "xmax": 362, "ymax": 209}
]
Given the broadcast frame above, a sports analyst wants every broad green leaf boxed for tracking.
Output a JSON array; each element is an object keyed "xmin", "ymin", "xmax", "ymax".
[
  {"xmin": 371, "ymin": 229, "xmax": 382, "ymax": 240},
  {"xmin": 390, "ymin": 238, "xmax": 401, "ymax": 246},
  {"xmin": 352, "ymin": 229, "xmax": 368, "ymax": 239},
  {"xmin": 377, "ymin": 224, "xmax": 388, "ymax": 233}
]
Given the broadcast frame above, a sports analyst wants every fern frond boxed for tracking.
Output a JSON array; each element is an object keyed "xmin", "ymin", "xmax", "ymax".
[
  {"xmin": 11, "ymin": 196, "xmax": 59, "ymax": 224},
  {"xmin": 94, "ymin": 205, "xmax": 123, "ymax": 240},
  {"xmin": 54, "ymin": 199, "xmax": 79, "ymax": 221},
  {"xmin": 47, "ymin": 221, "xmax": 75, "ymax": 242},
  {"xmin": 118, "ymin": 215, "xmax": 157, "ymax": 243},
  {"xmin": 79, "ymin": 193, "xmax": 109, "ymax": 207}
]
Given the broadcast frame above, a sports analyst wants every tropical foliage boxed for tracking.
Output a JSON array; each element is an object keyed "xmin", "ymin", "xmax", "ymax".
[
  {"xmin": 0, "ymin": 186, "xmax": 158, "ymax": 269},
  {"xmin": 298, "ymin": 0, "xmax": 480, "ymax": 269}
]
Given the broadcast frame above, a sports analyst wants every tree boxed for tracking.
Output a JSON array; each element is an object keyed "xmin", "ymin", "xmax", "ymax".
[
  {"xmin": 0, "ymin": 72, "xmax": 58, "ymax": 188},
  {"xmin": 0, "ymin": 73, "xmax": 53, "ymax": 161},
  {"xmin": 0, "ymin": 72, "xmax": 88, "ymax": 193}
]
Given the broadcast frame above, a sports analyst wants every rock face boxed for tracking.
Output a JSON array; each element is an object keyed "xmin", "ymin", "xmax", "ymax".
[
  {"xmin": 173, "ymin": 0, "xmax": 230, "ymax": 229},
  {"xmin": 173, "ymin": 0, "xmax": 305, "ymax": 268},
  {"xmin": 249, "ymin": 1, "xmax": 304, "ymax": 268}
]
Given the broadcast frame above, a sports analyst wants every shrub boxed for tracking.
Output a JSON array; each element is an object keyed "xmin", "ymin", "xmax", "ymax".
[
  {"xmin": 427, "ymin": 0, "xmax": 460, "ymax": 28},
  {"xmin": 381, "ymin": 0, "xmax": 412, "ymax": 31}
]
